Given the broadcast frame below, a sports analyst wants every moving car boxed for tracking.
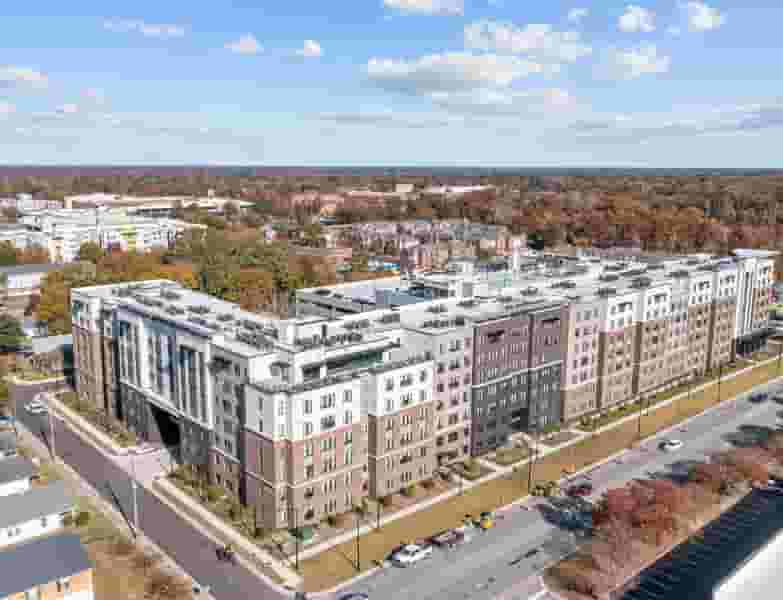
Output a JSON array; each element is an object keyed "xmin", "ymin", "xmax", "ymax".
[
  {"xmin": 659, "ymin": 439, "xmax": 684, "ymax": 452},
  {"xmin": 339, "ymin": 594, "xmax": 370, "ymax": 600},
  {"xmin": 566, "ymin": 482, "xmax": 593, "ymax": 497},
  {"xmin": 390, "ymin": 543, "xmax": 433, "ymax": 567},
  {"xmin": 24, "ymin": 401, "xmax": 47, "ymax": 415}
]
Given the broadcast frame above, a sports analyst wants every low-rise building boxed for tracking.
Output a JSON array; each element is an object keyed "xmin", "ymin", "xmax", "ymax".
[
  {"xmin": 0, "ymin": 533, "xmax": 94, "ymax": 600},
  {"xmin": 0, "ymin": 481, "xmax": 75, "ymax": 548},
  {"xmin": 0, "ymin": 456, "xmax": 36, "ymax": 497}
]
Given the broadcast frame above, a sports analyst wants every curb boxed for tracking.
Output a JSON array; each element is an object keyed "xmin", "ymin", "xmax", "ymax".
[
  {"xmin": 152, "ymin": 476, "xmax": 300, "ymax": 589},
  {"xmin": 49, "ymin": 395, "xmax": 132, "ymax": 457}
]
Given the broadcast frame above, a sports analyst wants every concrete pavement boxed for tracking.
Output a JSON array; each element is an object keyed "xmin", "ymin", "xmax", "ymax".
[
  {"xmin": 335, "ymin": 379, "xmax": 783, "ymax": 600},
  {"xmin": 12, "ymin": 387, "xmax": 291, "ymax": 600}
]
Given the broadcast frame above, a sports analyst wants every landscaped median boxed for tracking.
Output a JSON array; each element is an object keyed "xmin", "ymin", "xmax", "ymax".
[
  {"xmin": 298, "ymin": 356, "xmax": 783, "ymax": 592},
  {"xmin": 50, "ymin": 392, "xmax": 136, "ymax": 455}
]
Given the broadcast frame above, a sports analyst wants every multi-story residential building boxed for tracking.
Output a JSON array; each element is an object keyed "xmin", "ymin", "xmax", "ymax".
[
  {"xmin": 363, "ymin": 355, "xmax": 435, "ymax": 498},
  {"xmin": 469, "ymin": 298, "xmax": 564, "ymax": 454},
  {"xmin": 1, "ymin": 208, "xmax": 203, "ymax": 263},
  {"xmin": 70, "ymin": 248, "xmax": 776, "ymax": 530},
  {"xmin": 561, "ymin": 296, "xmax": 602, "ymax": 421},
  {"xmin": 0, "ymin": 264, "xmax": 60, "ymax": 318},
  {"xmin": 403, "ymin": 316, "xmax": 473, "ymax": 465}
]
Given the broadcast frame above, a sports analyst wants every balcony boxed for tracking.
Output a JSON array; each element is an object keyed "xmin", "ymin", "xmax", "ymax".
[{"xmin": 448, "ymin": 381, "xmax": 460, "ymax": 389}]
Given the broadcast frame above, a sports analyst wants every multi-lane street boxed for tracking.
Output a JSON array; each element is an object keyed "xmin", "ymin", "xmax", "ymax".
[
  {"xmin": 11, "ymin": 377, "xmax": 783, "ymax": 600},
  {"xmin": 337, "ymin": 380, "xmax": 783, "ymax": 600},
  {"xmin": 12, "ymin": 386, "xmax": 289, "ymax": 600}
]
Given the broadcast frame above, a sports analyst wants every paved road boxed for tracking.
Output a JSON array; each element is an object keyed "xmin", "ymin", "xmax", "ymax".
[
  {"xmin": 13, "ymin": 388, "xmax": 288, "ymax": 600},
  {"xmin": 339, "ymin": 380, "xmax": 783, "ymax": 600}
]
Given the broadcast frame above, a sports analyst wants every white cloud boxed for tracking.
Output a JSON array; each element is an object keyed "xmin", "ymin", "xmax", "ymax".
[
  {"xmin": 84, "ymin": 88, "xmax": 107, "ymax": 104},
  {"xmin": 464, "ymin": 20, "xmax": 592, "ymax": 65},
  {"xmin": 383, "ymin": 0, "xmax": 463, "ymax": 16},
  {"xmin": 56, "ymin": 104, "xmax": 79, "ymax": 115},
  {"xmin": 296, "ymin": 39, "xmax": 323, "ymax": 58},
  {"xmin": 0, "ymin": 102, "xmax": 15, "ymax": 116},
  {"xmin": 618, "ymin": 5, "xmax": 656, "ymax": 32},
  {"xmin": 367, "ymin": 52, "xmax": 545, "ymax": 95},
  {"xmin": 602, "ymin": 45, "xmax": 670, "ymax": 79},
  {"xmin": 315, "ymin": 111, "xmax": 455, "ymax": 129},
  {"xmin": 0, "ymin": 66, "xmax": 48, "ymax": 89},
  {"xmin": 666, "ymin": 25, "xmax": 682, "ymax": 35},
  {"xmin": 684, "ymin": 1, "xmax": 726, "ymax": 31},
  {"xmin": 431, "ymin": 87, "xmax": 577, "ymax": 115},
  {"xmin": 103, "ymin": 19, "xmax": 185, "ymax": 38},
  {"xmin": 226, "ymin": 34, "xmax": 262, "ymax": 55},
  {"xmin": 567, "ymin": 8, "xmax": 589, "ymax": 24}
]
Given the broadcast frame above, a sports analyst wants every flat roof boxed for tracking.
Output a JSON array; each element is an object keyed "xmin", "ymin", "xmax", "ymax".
[
  {"xmin": 0, "ymin": 533, "xmax": 91, "ymax": 597},
  {"xmin": 0, "ymin": 455, "xmax": 36, "ymax": 485},
  {"xmin": 0, "ymin": 480, "xmax": 74, "ymax": 529}
]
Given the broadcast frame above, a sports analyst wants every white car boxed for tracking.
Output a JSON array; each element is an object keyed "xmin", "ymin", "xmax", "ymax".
[
  {"xmin": 659, "ymin": 439, "xmax": 684, "ymax": 452},
  {"xmin": 25, "ymin": 401, "xmax": 48, "ymax": 415},
  {"xmin": 390, "ymin": 543, "xmax": 433, "ymax": 567}
]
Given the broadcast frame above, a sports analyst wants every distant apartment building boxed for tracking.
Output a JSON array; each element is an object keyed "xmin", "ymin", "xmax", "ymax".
[
  {"xmin": 71, "ymin": 248, "xmax": 776, "ymax": 529},
  {"xmin": 0, "ymin": 208, "xmax": 203, "ymax": 263}
]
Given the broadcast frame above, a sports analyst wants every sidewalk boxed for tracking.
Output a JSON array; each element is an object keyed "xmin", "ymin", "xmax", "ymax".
[
  {"xmin": 12, "ymin": 419, "xmax": 215, "ymax": 600},
  {"xmin": 300, "ymin": 354, "xmax": 782, "ymax": 568},
  {"xmin": 44, "ymin": 392, "xmax": 298, "ymax": 593}
]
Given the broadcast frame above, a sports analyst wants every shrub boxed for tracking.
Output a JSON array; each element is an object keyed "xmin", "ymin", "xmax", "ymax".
[
  {"xmin": 380, "ymin": 495, "xmax": 393, "ymax": 508},
  {"xmin": 206, "ymin": 485, "xmax": 224, "ymax": 503},
  {"xmin": 401, "ymin": 484, "xmax": 417, "ymax": 497},
  {"xmin": 110, "ymin": 537, "xmax": 135, "ymax": 557},
  {"xmin": 62, "ymin": 513, "xmax": 74, "ymax": 527},
  {"xmin": 421, "ymin": 478, "xmax": 435, "ymax": 490},
  {"xmin": 464, "ymin": 459, "xmax": 479, "ymax": 473},
  {"xmin": 74, "ymin": 511, "xmax": 91, "ymax": 527}
]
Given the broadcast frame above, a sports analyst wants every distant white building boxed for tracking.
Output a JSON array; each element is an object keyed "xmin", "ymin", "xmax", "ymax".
[{"xmin": 3, "ymin": 207, "xmax": 205, "ymax": 263}]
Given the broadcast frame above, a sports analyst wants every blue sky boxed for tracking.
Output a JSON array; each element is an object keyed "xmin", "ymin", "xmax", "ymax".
[{"xmin": 0, "ymin": 0, "xmax": 781, "ymax": 166}]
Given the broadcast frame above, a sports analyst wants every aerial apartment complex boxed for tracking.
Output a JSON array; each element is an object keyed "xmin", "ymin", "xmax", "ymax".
[{"xmin": 71, "ymin": 248, "xmax": 775, "ymax": 530}]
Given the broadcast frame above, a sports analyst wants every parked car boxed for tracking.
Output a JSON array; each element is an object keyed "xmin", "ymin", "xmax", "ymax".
[
  {"xmin": 24, "ymin": 401, "xmax": 47, "ymax": 415},
  {"xmin": 339, "ymin": 594, "xmax": 370, "ymax": 600},
  {"xmin": 0, "ymin": 415, "xmax": 14, "ymax": 429},
  {"xmin": 749, "ymin": 393, "xmax": 769, "ymax": 403},
  {"xmin": 659, "ymin": 439, "xmax": 684, "ymax": 452},
  {"xmin": 566, "ymin": 482, "xmax": 594, "ymax": 497},
  {"xmin": 390, "ymin": 543, "xmax": 433, "ymax": 567},
  {"xmin": 532, "ymin": 481, "xmax": 560, "ymax": 497}
]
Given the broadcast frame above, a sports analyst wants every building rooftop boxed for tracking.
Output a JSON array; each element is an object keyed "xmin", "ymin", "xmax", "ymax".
[
  {"xmin": 0, "ymin": 533, "xmax": 91, "ymax": 598},
  {"xmin": 0, "ymin": 455, "xmax": 36, "ymax": 485},
  {"xmin": 0, "ymin": 480, "xmax": 74, "ymax": 529},
  {"xmin": 0, "ymin": 263, "xmax": 61, "ymax": 276}
]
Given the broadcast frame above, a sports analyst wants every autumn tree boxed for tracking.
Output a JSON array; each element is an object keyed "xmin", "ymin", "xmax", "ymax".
[{"xmin": 77, "ymin": 241, "xmax": 105, "ymax": 264}]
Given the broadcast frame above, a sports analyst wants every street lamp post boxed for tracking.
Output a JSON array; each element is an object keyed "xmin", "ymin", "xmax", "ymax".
[
  {"xmin": 130, "ymin": 452, "xmax": 140, "ymax": 534},
  {"xmin": 715, "ymin": 362, "xmax": 724, "ymax": 406},
  {"xmin": 636, "ymin": 396, "xmax": 645, "ymax": 444},
  {"xmin": 527, "ymin": 422, "xmax": 539, "ymax": 492},
  {"xmin": 354, "ymin": 507, "xmax": 361, "ymax": 572},
  {"xmin": 293, "ymin": 507, "xmax": 300, "ymax": 572}
]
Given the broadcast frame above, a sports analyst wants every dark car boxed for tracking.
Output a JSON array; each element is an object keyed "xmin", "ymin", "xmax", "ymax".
[{"xmin": 566, "ymin": 482, "xmax": 593, "ymax": 497}]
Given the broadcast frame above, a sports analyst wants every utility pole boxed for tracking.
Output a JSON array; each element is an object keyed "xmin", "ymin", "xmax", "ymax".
[{"xmin": 777, "ymin": 342, "xmax": 782, "ymax": 376}]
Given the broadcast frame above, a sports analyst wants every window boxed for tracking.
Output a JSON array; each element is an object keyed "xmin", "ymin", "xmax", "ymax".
[
  {"xmin": 343, "ymin": 390, "xmax": 352, "ymax": 404},
  {"xmin": 304, "ymin": 398, "xmax": 312, "ymax": 415},
  {"xmin": 320, "ymin": 393, "xmax": 336, "ymax": 409},
  {"xmin": 56, "ymin": 579, "xmax": 71, "ymax": 593},
  {"xmin": 385, "ymin": 398, "xmax": 394, "ymax": 412},
  {"xmin": 344, "ymin": 430, "xmax": 353, "ymax": 445},
  {"xmin": 304, "ymin": 422, "xmax": 313, "ymax": 436},
  {"xmin": 304, "ymin": 442, "xmax": 314, "ymax": 458},
  {"xmin": 278, "ymin": 401, "xmax": 286, "ymax": 417},
  {"xmin": 258, "ymin": 419, "xmax": 264, "ymax": 432}
]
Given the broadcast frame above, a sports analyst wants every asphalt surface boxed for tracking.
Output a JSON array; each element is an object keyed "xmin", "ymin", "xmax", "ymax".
[
  {"xmin": 339, "ymin": 379, "xmax": 783, "ymax": 600},
  {"xmin": 12, "ymin": 387, "xmax": 287, "ymax": 600}
]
